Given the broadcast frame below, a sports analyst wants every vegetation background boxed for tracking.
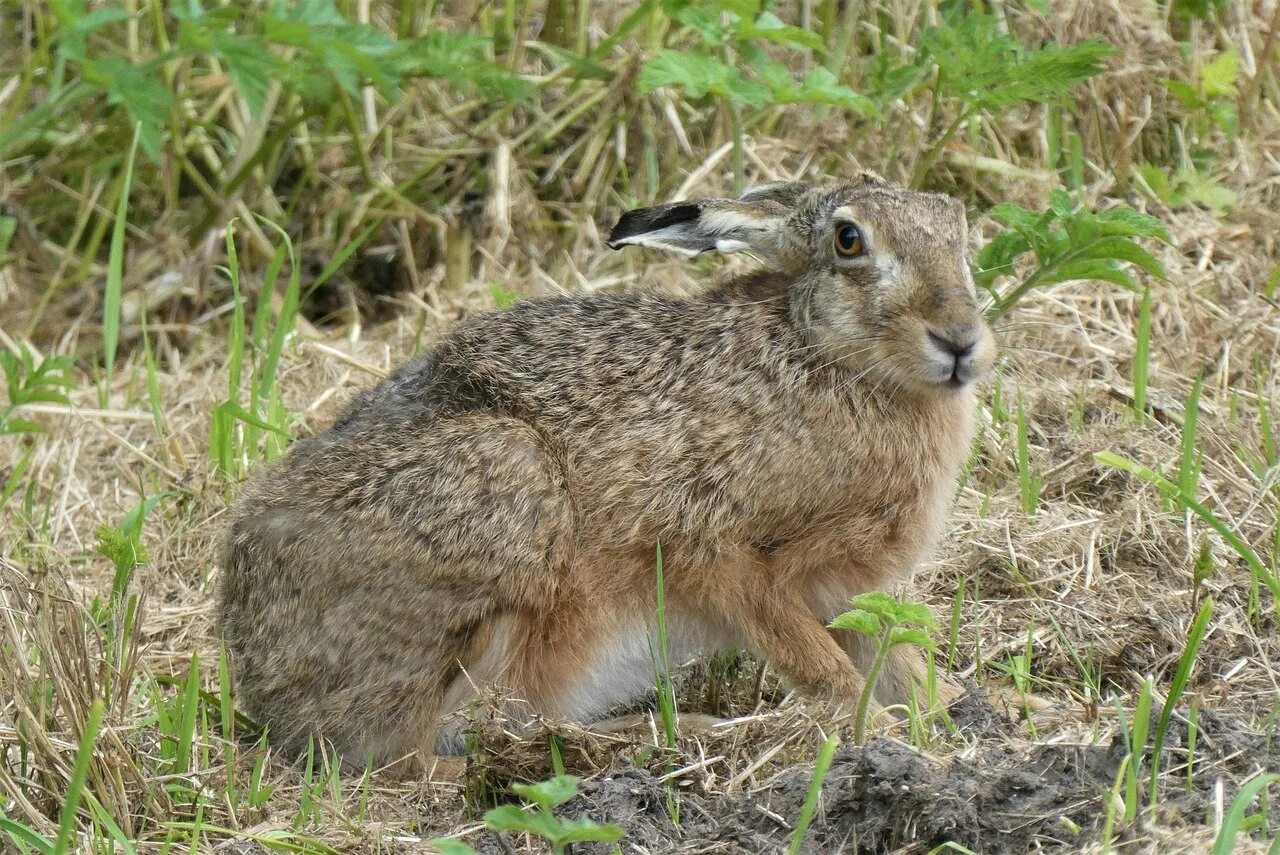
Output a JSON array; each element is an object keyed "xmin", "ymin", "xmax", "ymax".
[{"xmin": 2, "ymin": 0, "xmax": 1280, "ymax": 852}]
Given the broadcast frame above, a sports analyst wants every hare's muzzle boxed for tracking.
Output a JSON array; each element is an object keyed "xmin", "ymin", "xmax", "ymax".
[{"xmin": 923, "ymin": 318, "xmax": 993, "ymax": 390}]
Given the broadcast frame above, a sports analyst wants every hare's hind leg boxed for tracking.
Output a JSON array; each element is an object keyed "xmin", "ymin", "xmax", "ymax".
[{"xmin": 221, "ymin": 415, "xmax": 574, "ymax": 766}]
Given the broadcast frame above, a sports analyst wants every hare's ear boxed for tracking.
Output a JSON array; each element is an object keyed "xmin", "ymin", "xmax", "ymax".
[{"xmin": 606, "ymin": 198, "xmax": 787, "ymax": 259}]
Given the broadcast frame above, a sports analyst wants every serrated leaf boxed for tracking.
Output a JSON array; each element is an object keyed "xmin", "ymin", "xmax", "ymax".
[
  {"xmin": 639, "ymin": 50, "xmax": 771, "ymax": 106},
  {"xmin": 889, "ymin": 627, "xmax": 937, "ymax": 649},
  {"xmin": 511, "ymin": 774, "xmax": 580, "ymax": 810},
  {"xmin": 555, "ymin": 817, "xmax": 626, "ymax": 845},
  {"xmin": 1046, "ymin": 258, "xmax": 1138, "ymax": 291},
  {"xmin": 428, "ymin": 839, "xmax": 478, "ymax": 855},
  {"xmin": 975, "ymin": 229, "xmax": 1030, "ymax": 287},
  {"xmin": 483, "ymin": 805, "xmax": 560, "ymax": 838},
  {"xmin": 738, "ymin": 11, "xmax": 824, "ymax": 51},
  {"xmin": 922, "ymin": 15, "xmax": 1112, "ymax": 112},
  {"xmin": 84, "ymin": 57, "xmax": 173, "ymax": 158},
  {"xmin": 211, "ymin": 32, "xmax": 277, "ymax": 116},
  {"xmin": 886, "ymin": 601, "xmax": 938, "ymax": 630},
  {"xmin": 1090, "ymin": 207, "xmax": 1172, "ymax": 242},
  {"xmin": 1164, "ymin": 79, "xmax": 1204, "ymax": 110},
  {"xmin": 846, "ymin": 591, "xmax": 900, "ymax": 618},
  {"xmin": 1077, "ymin": 237, "xmax": 1165, "ymax": 279},
  {"xmin": 1201, "ymin": 48, "xmax": 1238, "ymax": 97},
  {"xmin": 828, "ymin": 609, "xmax": 881, "ymax": 635},
  {"xmin": 772, "ymin": 67, "xmax": 878, "ymax": 116}
]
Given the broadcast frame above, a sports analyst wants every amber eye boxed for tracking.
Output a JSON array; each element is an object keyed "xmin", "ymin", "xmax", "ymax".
[{"xmin": 834, "ymin": 223, "xmax": 864, "ymax": 257}]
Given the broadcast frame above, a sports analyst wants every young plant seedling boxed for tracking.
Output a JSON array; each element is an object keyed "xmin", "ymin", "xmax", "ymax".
[
  {"xmin": 828, "ymin": 592, "xmax": 939, "ymax": 744},
  {"xmin": 436, "ymin": 775, "xmax": 625, "ymax": 855},
  {"xmin": 976, "ymin": 190, "xmax": 1171, "ymax": 320}
]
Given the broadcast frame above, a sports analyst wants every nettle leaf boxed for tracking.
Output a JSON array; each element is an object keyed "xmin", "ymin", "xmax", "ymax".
[
  {"xmin": 889, "ymin": 627, "xmax": 937, "ymax": 649},
  {"xmin": 1164, "ymin": 79, "xmax": 1204, "ymax": 110},
  {"xmin": 923, "ymin": 14, "xmax": 1111, "ymax": 112},
  {"xmin": 844, "ymin": 592, "xmax": 898, "ymax": 620},
  {"xmin": 555, "ymin": 817, "xmax": 626, "ymax": 845},
  {"xmin": 738, "ymin": 11, "xmax": 824, "ymax": 52},
  {"xmin": 1201, "ymin": 50, "xmax": 1239, "ymax": 98},
  {"xmin": 483, "ymin": 805, "xmax": 561, "ymax": 839},
  {"xmin": 1074, "ymin": 237, "xmax": 1165, "ymax": 279},
  {"xmin": 671, "ymin": 4, "xmax": 734, "ymax": 45},
  {"xmin": 1090, "ymin": 207, "xmax": 1172, "ymax": 242},
  {"xmin": 867, "ymin": 52, "xmax": 929, "ymax": 104},
  {"xmin": 212, "ymin": 32, "xmax": 277, "ymax": 115},
  {"xmin": 398, "ymin": 30, "xmax": 532, "ymax": 101},
  {"xmin": 51, "ymin": 0, "xmax": 132, "ymax": 62},
  {"xmin": 887, "ymin": 601, "xmax": 939, "ymax": 630},
  {"xmin": 270, "ymin": 0, "xmax": 346, "ymax": 27},
  {"xmin": 511, "ymin": 774, "xmax": 580, "ymax": 811},
  {"xmin": 774, "ymin": 67, "xmax": 878, "ymax": 116},
  {"xmin": 1044, "ymin": 259, "xmax": 1138, "ymax": 291},
  {"xmin": 639, "ymin": 50, "xmax": 771, "ymax": 106},
  {"xmin": 975, "ymin": 229, "xmax": 1031, "ymax": 289},
  {"xmin": 85, "ymin": 57, "xmax": 173, "ymax": 158},
  {"xmin": 828, "ymin": 609, "xmax": 881, "ymax": 636}
]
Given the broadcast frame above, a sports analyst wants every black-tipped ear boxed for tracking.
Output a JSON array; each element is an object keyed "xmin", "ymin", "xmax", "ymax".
[
  {"xmin": 606, "ymin": 202, "xmax": 704, "ymax": 251},
  {"xmin": 606, "ymin": 197, "xmax": 789, "ymax": 259}
]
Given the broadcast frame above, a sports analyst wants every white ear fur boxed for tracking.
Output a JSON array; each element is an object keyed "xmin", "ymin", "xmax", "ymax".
[{"xmin": 606, "ymin": 199, "xmax": 786, "ymax": 260}]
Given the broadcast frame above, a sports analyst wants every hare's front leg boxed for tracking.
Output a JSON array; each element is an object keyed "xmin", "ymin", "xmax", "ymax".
[{"xmin": 719, "ymin": 586, "xmax": 878, "ymax": 715}]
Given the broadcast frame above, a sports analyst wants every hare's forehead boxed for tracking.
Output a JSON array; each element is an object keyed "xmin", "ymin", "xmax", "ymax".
[{"xmin": 827, "ymin": 196, "xmax": 966, "ymax": 252}]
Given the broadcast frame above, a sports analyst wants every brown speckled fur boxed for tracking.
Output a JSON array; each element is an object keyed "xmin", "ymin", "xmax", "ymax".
[{"xmin": 217, "ymin": 175, "xmax": 997, "ymax": 763}]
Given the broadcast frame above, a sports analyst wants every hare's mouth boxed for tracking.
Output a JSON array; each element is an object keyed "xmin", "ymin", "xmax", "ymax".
[{"xmin": 923, "ymin": 328, "xmax": 983, "ymax": 390}]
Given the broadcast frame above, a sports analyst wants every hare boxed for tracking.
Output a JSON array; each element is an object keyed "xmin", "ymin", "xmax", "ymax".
[{"xmin": 217, "ymin": 174, "xmax": 996, "ymax": 764}]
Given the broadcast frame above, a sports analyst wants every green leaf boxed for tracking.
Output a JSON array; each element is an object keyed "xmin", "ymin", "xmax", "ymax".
[
  {"xmin": 1045, "ymin": 259, "xmax": 1138, "ymax": 291},
  {"xmin": 1163, "ymin": 79, "xmax": 1204, "ymax": 110},
  {"xmin": 428, "ymin": 838, "xmax": 478, "ymax": 855},
  {"xmin": 844, "ymin": 591, "xmax": 899, "ymax": 619},
  {"xmin": 554, "ymin": 817, "xmax": 626, "ymax": 845},
  {"xmin": 510, "ymin": 774, "xmax": 581, "ymax": 811},
  {"xmin": 212, "ymin": 32, "xmax": 278, "ymax": 116},
  {"xmin": 888, "ymin": 627, "xmax": 937, "ymax": 649},
  {"xmin": 922, "ymin": 14, "xmax": 1112, "ymax": 113},
  {"xmin": 828, "ymin": 609, "xmax": 881, "ymax": 635},
  {"xmin": 772, "ymin": 67, "xmax": 878, "ymax": 116},
  {"xmin": 886, "ymin": 601, "xmax": 939, "ymax": 630},
  {"xmin": 1076, "ymin": 237, "xmax": 1165, "ymax": 279},
  {"xmin": 738, "ymin": 11, "xmax": 824, "ymax": 52},
  {"xmin": 85, "ymin": 58, "xmax": 173, "ymax": 158},
  {"xmin": 1207, "ymin": 21, "xmax": 1247, "ymax": 59},
  {"xmin": 483, "ymin": 805, "xmax": 562, "ymax": 839},
  {"xmin": 639, "ymin": 50, "xmax": 771, "ymax": 106}
]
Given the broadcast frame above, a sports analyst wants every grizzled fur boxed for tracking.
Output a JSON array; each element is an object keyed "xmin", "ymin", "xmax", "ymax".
[{"xmin": 218, "ymin": 175, "xmax": 997, "ymax": 764}]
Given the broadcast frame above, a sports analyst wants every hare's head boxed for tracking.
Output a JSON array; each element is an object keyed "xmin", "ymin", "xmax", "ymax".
[{"xmin": 607, "ymin": 175, "xmax": 995, "ymax": 394}]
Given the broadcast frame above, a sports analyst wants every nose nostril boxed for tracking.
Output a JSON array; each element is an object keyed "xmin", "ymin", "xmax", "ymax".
[{"xmin": 927, "ymin": 330, "xmax": 975, "ymax": 360}]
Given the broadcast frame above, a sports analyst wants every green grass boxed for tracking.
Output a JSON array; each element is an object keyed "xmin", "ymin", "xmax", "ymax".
[{"xmin": 2, "ymin": 0, "xmax": 1279, "ymax": 852}]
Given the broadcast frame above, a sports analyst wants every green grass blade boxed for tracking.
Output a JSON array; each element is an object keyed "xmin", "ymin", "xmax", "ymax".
[
  {"xmin": 1213, "ymin": 773, "xmax": 1280, "ymax": 855},
  {"xmin": 788, "ymin": 733, "xmax": 839, "ymax": 855},
  {"xmin": 1149, "ymin": 599, "xmax": 1213, "ymax": 807},
  {"xmin": 1133, "ymin": 286, "xmax": 1152, "ymax": 424},
  {"xmin": 53, "ymin": 698, "xmax": 105, "ymax": 855},
  {"xmin": 101, "ymin": 123, "xmax": 142, "ymax": 407}
]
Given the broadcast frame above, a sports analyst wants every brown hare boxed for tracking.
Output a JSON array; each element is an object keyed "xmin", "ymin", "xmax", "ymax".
[{"xmin": 217, "ymin": 174, "xmax": 996, "ymax": 764}]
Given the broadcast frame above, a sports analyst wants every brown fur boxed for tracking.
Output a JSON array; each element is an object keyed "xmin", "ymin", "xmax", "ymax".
[{"xmin": 217, "ymin": 176, "xmax": 996, "ymax": 763}]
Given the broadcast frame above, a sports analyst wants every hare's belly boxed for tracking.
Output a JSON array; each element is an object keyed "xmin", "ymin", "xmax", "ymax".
[
  {"xmin": 556, "ymin": 614, "xmax": 722, "ymax": 722},
  {"xmin": 436, "ymin": 611, "xmax": 724, "ymax": 753}
]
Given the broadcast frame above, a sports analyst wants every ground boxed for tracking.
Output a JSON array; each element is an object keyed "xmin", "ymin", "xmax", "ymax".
[{"xmin": 2, "ymin": 0, "xmax": 1280, "ymax": 853}]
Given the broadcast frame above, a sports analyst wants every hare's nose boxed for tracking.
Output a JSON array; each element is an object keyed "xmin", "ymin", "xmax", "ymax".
[{"xmin": 927, "ymin": 327, "xmax": 978, "ymax": 360}]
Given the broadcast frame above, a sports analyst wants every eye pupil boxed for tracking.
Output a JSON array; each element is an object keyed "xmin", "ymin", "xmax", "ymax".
[{"xmin": 835, "ymin": 224, "xmax": 863, "ymax": 256}]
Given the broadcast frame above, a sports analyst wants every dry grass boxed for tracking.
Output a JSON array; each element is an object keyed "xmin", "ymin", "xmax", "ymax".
[{"xmin": 3, "ymin": 0, "xmax": 1280, "ymax": 852}]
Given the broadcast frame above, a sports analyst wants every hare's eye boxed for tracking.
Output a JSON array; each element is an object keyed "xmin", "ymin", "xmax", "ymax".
[{"xmin": 834, "ymin": 223, "xmax": 864, "ymax": 257}]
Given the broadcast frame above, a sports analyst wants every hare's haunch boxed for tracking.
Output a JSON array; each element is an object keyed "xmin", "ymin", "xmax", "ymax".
[{"xmin": 218, "ymin": 175, "xmax": 996, "ymax": 763}]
